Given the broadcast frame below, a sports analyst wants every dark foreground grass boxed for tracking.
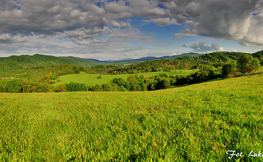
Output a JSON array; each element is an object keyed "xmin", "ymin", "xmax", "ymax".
[{"xmin": 0, "ymin": 74, "xmax": 263, "ymax": 161}]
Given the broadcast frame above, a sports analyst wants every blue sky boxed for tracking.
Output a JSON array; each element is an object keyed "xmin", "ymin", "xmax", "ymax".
[{"xmin": 0, "ymin": 0, "xmax": 262, "ymax": 60}]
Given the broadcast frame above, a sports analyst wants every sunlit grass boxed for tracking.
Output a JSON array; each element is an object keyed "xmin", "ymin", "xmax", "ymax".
[{"xmin": 0, "ymin": 73, "xmax": 262, "ymax": 161}]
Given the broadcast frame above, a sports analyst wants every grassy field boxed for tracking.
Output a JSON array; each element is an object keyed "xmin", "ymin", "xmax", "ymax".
[
  {"xmin": 55, "ymin": 70, "xmax": 193, "ymax": 86},
  {"xmin": 0, "ymin": 73, "xmax": 263, "ymax": 161}
]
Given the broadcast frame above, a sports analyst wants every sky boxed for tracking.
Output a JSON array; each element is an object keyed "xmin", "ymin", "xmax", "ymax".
[{"xmin": 0, "ymin": 0, "xmax": 263, "ymax": 60}]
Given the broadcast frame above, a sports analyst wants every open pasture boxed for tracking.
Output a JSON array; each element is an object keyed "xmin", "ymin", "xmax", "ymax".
[
  {"xmin": 56, "ymin": 69, "xmax": 192, "ymax": 86},
  {"xmin": 0, "ymin": 73, "xmax": 263, "ymax": 161}
]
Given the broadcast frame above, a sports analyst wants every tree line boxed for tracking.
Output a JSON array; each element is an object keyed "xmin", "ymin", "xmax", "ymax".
[{"xmin": 0, "ymin": 53, "xmax": 262, "ymax": 93}]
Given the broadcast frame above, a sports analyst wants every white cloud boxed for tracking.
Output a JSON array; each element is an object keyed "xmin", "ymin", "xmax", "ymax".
[
  {"xmin": 107, "ymin": 28, "xmax": 157, "ymax": 43},
  {"xmin": 189, "ymin": 40, "xmax": 224, "ymax": 52},
  {"xmin": 142, "ymin": 19, "xmax": 151, "ymax": 23},
  {"xmin": 172, "ymin": 28, "xmax": 197, "ymax": 39},
  {"xmin": 103, "ymin": 18, "xmax": 132, "ymax": 28},
  {"xmin": 0, "ymin": 34, "xmax": 27, "ymax": 44},
  {"xmin": 151, "ymin": 18, "xmax": 179, "ymax": 26}
]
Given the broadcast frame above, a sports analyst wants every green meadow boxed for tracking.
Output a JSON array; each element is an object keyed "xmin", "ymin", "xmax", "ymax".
[
  {"xmin": 55, "ymin": 69, "xmax": 192, "ymax": 86},
  {"xmin": 0, "ymin": 73, "xmax": 263, "ymax": 161}
]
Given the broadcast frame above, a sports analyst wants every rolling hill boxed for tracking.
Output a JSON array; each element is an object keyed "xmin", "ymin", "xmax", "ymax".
[
  {"xmin": 0, "ymin": 51, "xmax": 262, "ymax": 73},
  {"xmin": 0, "ymin": 54, "xmax": 102, "ymax": 72}
]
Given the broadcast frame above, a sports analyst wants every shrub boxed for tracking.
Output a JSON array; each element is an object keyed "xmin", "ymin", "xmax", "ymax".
[
  {"xmin": 260, "ymin": 55, "xmax": 263, "ymax": 66},
  {"xmin": 6, "ymin": 79, "xmax": 22, "ymax": 93},
  {"xmin": 53, "ymin": 83, "xmax": 67, "ymax": 92},
  {"xmin": 176, "ymin": 75, "xmax": 188, "ymax": 85},
  {"xmin": 152, "ymin": 68, "xmax": 158, "ymax": 72},
  {"xmin": 164, "ymin": 78, "xmax": 170, "ymax": 89},
  {"xmin": 155, "ymin": 78, "xmax": 169, "ymax": 89},
  {"xmin": 118, "ymin": 86, "xmax": 127, "ymax": 91},
  {"xmin": 124, "ymin": 82, "xmax": 131, "ymax": 91},
  {"xmin": 170, "ymin": 79, "xmax": 176, "ymax": 86},
  {"xmin": 92, "ymin": 84, "xmax": 103, "ymax": 91},
  {"xmin": 140, "ymin": 81, "xmax": 148, "ymax": 91},
  {"xmin": 66, "ymin": 82, "xmax": 88, "ymax": 92},
  {"xmin": 0, "ymin": 80, "xmax": 7, "ymax": 92},
  {"xmin": 192, "ymin": 65, "xmax": 221, "ymax": 82},
  {"xmin": 88, "ymin": 86, "xmax": 94, "ymax": 91},
  {"xmin": 131, "ymin": 83, "xmax": 142, "ymax": 91},
  {"xmin": 102, "ymin": 83, "xmax": 112, "ymax": 91},
  {"xmin": 127, "ymin": 75, "xmax": 137, "ymax": 83},
  {"xmin": 237, "ymin": 54, "xmax": 260, "ymax": 74},
  {"xmin": 147, "ymin": 80, "xmax": 157, "ymax": 90},
  {"xmin": 111, "ymin": 84, "xmax": 119, "ymax": 91},
  {"xmin": 110, "ymin": 78, "xmax": 126, "ymax": 87},
  {"xmin": 159, "ymin": 73, "xmax": 169, "ymax": 78}
]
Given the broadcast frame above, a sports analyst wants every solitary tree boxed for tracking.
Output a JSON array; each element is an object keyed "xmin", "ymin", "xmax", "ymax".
[{"xmin": 222, "ymin": 63, "xmax": 235, "ymax": 78}]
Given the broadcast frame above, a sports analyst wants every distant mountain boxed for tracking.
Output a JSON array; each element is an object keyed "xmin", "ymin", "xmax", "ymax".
[
  {"xmin": 61, "ymin": 56, "xmax": 103, "ymax": 66},
  {"xmin": 160, "ymin": 53, "xmax": 201, "ymax": 60},
  {"xmin": 111, "ymin": 52, "xmax": 202, "ymax": 62},
  {"xmin": 96, "ymin": 53, "xmax": 201, "ymax": 63}
]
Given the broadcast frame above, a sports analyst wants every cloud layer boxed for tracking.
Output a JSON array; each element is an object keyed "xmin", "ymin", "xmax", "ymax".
[{"xmin": 0, "ymin": 0, "xmax": 262, "ymax": 58}]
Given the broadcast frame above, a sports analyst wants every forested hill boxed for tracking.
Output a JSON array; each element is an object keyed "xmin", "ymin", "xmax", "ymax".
[
  {"xmin": 0, "ymin": 53, "xmax": 200, "ymax": 72},
  {"xmin": 0, "ymin": 51, "xmax": 262, "ymax": 73},
  {"xmin": 0, "ymin": 54, "xmax": 102, "ymax": 72}
]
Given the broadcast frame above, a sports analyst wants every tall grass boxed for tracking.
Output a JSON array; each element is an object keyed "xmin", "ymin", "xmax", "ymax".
[{"xmin": 0, "ymin": 73, "xmax": 263, "ymax": 161}]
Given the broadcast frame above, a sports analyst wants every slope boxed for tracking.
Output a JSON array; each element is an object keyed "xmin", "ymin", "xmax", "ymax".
[{"xmin": 0, "ymin": 73, "xmax": 262, "ymax": 161}]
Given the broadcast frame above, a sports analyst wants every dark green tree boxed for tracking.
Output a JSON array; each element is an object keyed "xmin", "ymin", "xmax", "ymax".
[
  {"xmin": 102, "ymin": 83, "xmax": 112, "ymax": 91},
  {"xmin": 92, "ymin": 84, "xmax": 103, "ymax": 91},
  {"xmin": 260, "ymin": 55, "xmax": 263, "ymax": 65},
  {"xmin": 6, "ymin": 79, "xmax": 22, "ymax": 93},
  {"xmin": 237, "ymin": 54, "xmax": 260, "ymax": 74},
  {"xmin": 140, "ymin": 81, "xmax": 148, "ymax": 91},
  {"xmin": 111, "ymin": 78, "xmax": 126, "ymax": 87},
  {"xmin": 222, "ymin": 63, "xmax": 235, "ymax": 78},
  {"xmin": 53, "ymin": 83, "xmax": 67, "ymax": 92},
  {"xmin": 0, "ymin": 80, "xmax": 7, "ymax": 92}
]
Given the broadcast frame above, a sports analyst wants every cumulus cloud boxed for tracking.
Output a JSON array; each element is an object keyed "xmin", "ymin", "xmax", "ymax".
[
  {"xmin": 127, "ymin": 0, "xmax": 168, "ymax": 19},
  {"xmin": 189, "ymin": 40, "xmax": 223, "ymax": 52},
  {"xmin": 107, "ymin": 28, "xmax": 157, "ymax": 43},
  {"xmin": 172, "ymin": 28, "xmax": 197, "ymax": 39},
  {"xmin": 151, "ymin": 18, "xmax": 179, "ymax": 26},
  {"xmin": 103, "ymin": 18, "xmax": 132, "ymax": 28},
  {"xmin": 0, "ymin": 34, "xmax": 27, "ymax": 44},
  {"xmin": 161, "ymin": 0, "xmax": 263, "ymax": 46}
]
